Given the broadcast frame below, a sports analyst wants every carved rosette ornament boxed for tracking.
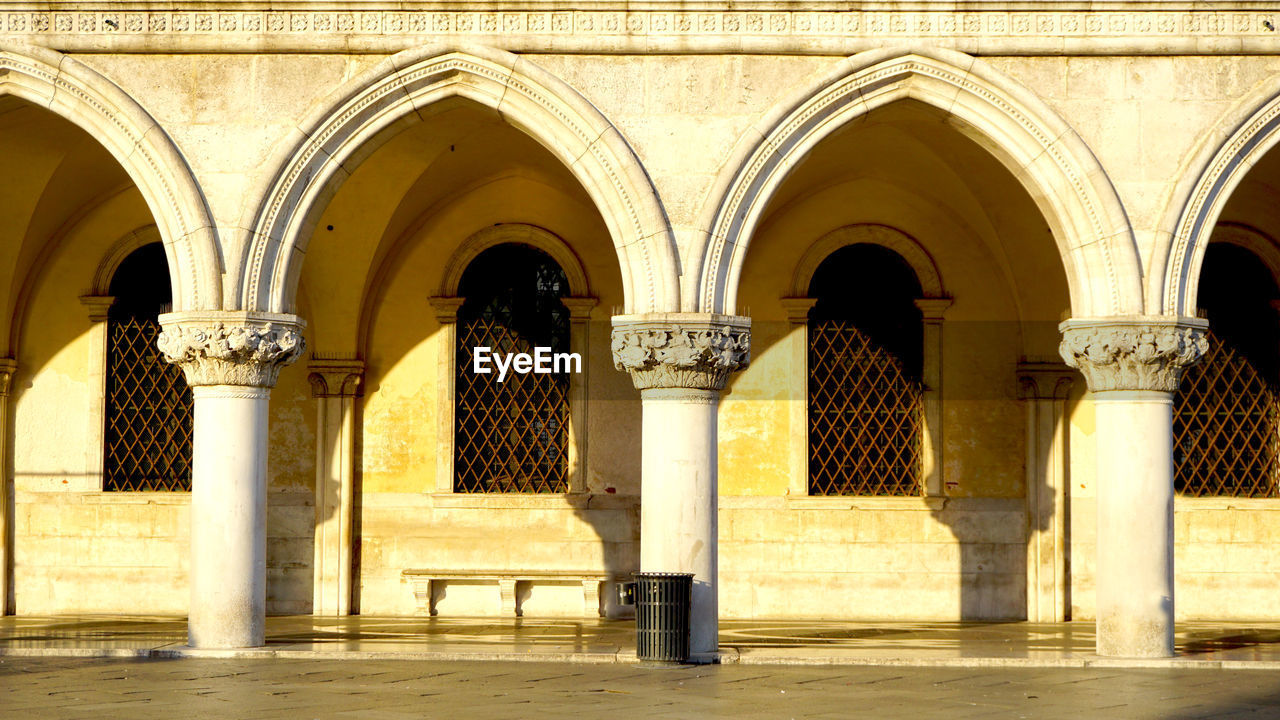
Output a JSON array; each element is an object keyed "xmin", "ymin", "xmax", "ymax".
[
  {"xmin": 1058, "ymin": 317, "xmax": 1208, "ymax": 393},
  {"xmin": 611, "ymin": 314, "xmax": 751, "ymax": 391},
  {"xmin": 158, "ymin": 312, "xmax": 306, "ymax": 388}
]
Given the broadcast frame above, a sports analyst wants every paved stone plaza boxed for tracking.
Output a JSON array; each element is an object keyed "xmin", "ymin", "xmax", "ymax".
[{"xmin": 3, "ymin": 656, "xmax": 1280, "ymax": 719}]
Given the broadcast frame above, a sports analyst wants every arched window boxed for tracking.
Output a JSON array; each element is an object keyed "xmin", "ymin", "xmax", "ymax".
[
  {"xmin": 808, "ymin": 244, "xmax": 924, "ymax": 496},
  {"xmin": 103, "ymin": 243, "xmax": 193, "ymax": 491},
  {"xmin": 1174, "ymin": 242, "xmax": 1280, "ymax": 498},
  {"xmin": 454, "ymin": 243, "xmax": 571, "ymax": 493}
]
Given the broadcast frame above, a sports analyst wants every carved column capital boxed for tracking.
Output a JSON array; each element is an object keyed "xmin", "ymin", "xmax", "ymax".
[
  {"xmin": 79, "ymin": 295, "xmax": 115, "ymax": 323},
  {"xmin": 610, "ymin": 313, "xmax": 751, "ymax": 391},
  {"xmin": 1058, "ymin": 317, "xmax": 1208, "ymax": 393},
  {"xmin": 427, "ymin": 296, "xmax": 466, "ymax": 324},
  {"xmin": 158, "ymin": 311, "xmax": 306, "ymax": 388},
  {"xmin": 308, "ymin": 359, "xmax": 365, "ymax": 398}
]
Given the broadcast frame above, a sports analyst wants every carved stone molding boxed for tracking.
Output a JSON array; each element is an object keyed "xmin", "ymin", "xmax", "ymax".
[
  {"xmin": 1017, "ymin": 361, "xmax": 1076, "ymax": 401},
  {"xmin": 2, "ymin": 6, "xmax": 1277, "ymax": 51},
  {"xmin": 611, "ymin": 313, "xmax": 750, "ymax": 391},
  {"xmin": 158, "ymin": 312, "xmax": 306, "ymax": 388},
  {"xmin": 1058, "ymin": 317, "xmax": 1208, "ymax": 393},
  {"xmin": 308, "ymin": 359, "xmax": 365, "ymax": 398},
  {"xmin": 0, "ymin": 358, "xmax": 16, "ymax": 397}
]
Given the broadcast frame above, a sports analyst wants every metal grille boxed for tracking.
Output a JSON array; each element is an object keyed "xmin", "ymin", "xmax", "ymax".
[
  {"xmin": 104, "ymin": 316, "xmax": 193, "ymax": 491},
  {"xmin": 1174, "ymin": 332, "xmax": 1280, "ymax": 498},
  {"xmin": 808, "ymin": 320, "xmax": 923, "ymax": 496},
  {"xmin": 454, "ymin": 313, "xmax": 569, "ymax": 494}
]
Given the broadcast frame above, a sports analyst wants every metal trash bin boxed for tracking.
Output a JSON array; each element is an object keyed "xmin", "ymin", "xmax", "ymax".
[{"xmin": 631, "ymin": 572, "xmax": 693, "ymax": 663}]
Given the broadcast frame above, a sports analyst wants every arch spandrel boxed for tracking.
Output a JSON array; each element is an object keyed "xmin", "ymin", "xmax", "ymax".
[
  {"xmin": 241, "ymin": 45, "xmax": 678, "ymax": 318},
  {"xmin": 0, "ymin": 43, "xmax": 220, "ymax": 313},
  {"xmin": 694, "ymin": 47, "xmax": 1141, "ymax": 320}
]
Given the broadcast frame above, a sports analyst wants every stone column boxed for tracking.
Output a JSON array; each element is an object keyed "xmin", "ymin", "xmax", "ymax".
[
  {"xmin": 0, "ymin": 359, "xmax": 15, "ymax": 615},
  {"xmin": 158, "ymin": 312, "xmax": 305, "ymax": 649},
  {"xmin": 611, "ymin": 313, "xmax": 750, "ymax": 660},
  {"xmin": 307, "ymin": 360, "xmax": 364, "ymax": 616},
  {"xmin": 1059, "ymin": 317, "xmax": 1207, "ymax": 657},
  {"xmin": 1017, "ymin": 362, "xmax": 1076, "ymax": 623}
]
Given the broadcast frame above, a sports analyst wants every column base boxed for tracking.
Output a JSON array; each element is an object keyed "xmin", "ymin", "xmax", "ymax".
[{"xmin": 1097, "ymin": 615, "xmax": 1174, "ymax": 658}]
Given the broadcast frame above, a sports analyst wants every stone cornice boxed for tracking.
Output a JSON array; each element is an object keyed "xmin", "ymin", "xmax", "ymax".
[
  {"xmin": 157, "ymin": 311, "xmax": 306, "ymax": 388},
  {"xmin": 611, "ymin": 313, "xmax": 750, "ymax": 391},
  {"xmin": 3, "ymin": 5, "xmax": 1278, "ymax": 54},
  {"xmin": 1058, "ymin": 317, "xmax": 1208, "ymax": 393}
]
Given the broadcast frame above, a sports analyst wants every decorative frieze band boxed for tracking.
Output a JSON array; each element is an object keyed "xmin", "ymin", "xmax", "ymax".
[
  {"xmin": 158, "ymin": 312, "xmax": 306, "ymax": 388},
  {"xmin": 1058, "ymin": 317, "xmax": 1208, "ymax": 393},
  {"xmin": 611, "ymin": 313, "xmax": 750, "ymax": 392},
  {"xmin": 1, "ymin": 7, "xmax": 1277, "ymax": 46}
]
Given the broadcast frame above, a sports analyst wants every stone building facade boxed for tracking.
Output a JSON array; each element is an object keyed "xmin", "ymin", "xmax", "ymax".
[{"xmin": 2, "ymin": 1, "xmax": 1280, "ymax": 659}]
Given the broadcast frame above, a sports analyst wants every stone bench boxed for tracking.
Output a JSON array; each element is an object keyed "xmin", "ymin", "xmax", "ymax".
[{"xmin": 402, "ymin": 569, "xmax": 617, "ymax": 617}]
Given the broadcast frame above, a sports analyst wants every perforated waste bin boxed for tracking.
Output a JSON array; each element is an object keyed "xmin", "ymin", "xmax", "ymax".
[{"xmin": 632, "ymin": 572, "xmax": 693, "ymax": 663}]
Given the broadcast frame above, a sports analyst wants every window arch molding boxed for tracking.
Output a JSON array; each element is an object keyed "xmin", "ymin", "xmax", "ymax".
[
  {"xmin": 439, "ymin": 223, "xmax": 592, "ymax": 298},
  {"xmin": 789, "ymin": 224, "xmax": 945, "ymax": 299},
  {"xmin": 428, "ymin": 224, "xmax": 597, "ymax": 495},
  {"xmin": 782, "ymin": 224, "xmax": 951, "ymax": 501},
  {"xmin": 91, "ymin": 225, "xmax": 164, "ymax": 296}
]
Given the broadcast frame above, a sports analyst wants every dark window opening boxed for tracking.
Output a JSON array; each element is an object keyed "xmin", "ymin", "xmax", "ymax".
[
  {"xmin": 103, "ymin": 243, "xmax": 193, "ymax": 492},
  {"xmin": 1175, "ymin": 241, "xmax": 1280, "ymax": 498},
  {"xmin": 454, "ymin": 243, "xmax": 571, "ymax": 493},
  {"xmin": 807, "ymin": 243, "xmax": 924, "ymax": 496}
]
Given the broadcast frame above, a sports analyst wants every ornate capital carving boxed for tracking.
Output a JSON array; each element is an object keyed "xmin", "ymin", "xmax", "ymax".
[
  {"xmin": 611, "ymin": 313, "xmax": 751, "ymax": 391},
  {"xmin": 158, "ymin": 312, "xmax": 306, "ymax": 388},
  {"xmin": 308, "ymin": 359, "xmax": 365, "ymax": 398},
  {"xmin": 1058, "ymin": 317, "xmax": 1208, "ymax": 393}
]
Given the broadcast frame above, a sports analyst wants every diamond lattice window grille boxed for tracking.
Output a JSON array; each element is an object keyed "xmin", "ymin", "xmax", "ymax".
[
  {"xmin": 103, "ymin": 316, "xmax": 193, "ymax": 492},
  {"xmin": 455, "ymin": 318, "xmax": 569, "ymax": 493},
  {"xmin": 808, "ymin": 320, "xmax": 923, "ymax": 496},
  {"xmin": 1174, "ymin": 331, "xmax": 1280, "ymax": 498},
  {"xmin": 453, "ymin": 244, "xmax": 571, "ymax": 494}
]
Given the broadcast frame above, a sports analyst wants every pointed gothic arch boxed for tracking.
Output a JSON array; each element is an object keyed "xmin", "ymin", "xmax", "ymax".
[
  {"xmin": 240, "ymin": 44, "xmax": 679, "ymax": 317},
  {"xmin": 0, "ymin": 43, "xmax": 220, "ymax": 312},
  {"xmin": 1156, "ymin": 81, "xmax": 1280, "ymax": 317},
  {"xmin": 693, "ymin": 46, "xmax": 1141, "ymax": 319}
]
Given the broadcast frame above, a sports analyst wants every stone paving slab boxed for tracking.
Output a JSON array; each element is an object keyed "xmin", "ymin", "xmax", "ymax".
[
  {"xmin": 4, "ymin": 616, "xmax": 1280, "ymax": 671},
  {"xmin": 3, "ymin": 656, "xmax": 1280, "ymax": 719}
]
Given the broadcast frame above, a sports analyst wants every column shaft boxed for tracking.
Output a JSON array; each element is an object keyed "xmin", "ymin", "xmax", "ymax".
[
  {"xmin": 640, "ymin": 387, "xmax": 719, "ymax": 656},
  {"xmin": 1059, "ymin": 317, "xmax": 1205, "ymax": 659},
  {"xmin": 612, "ymin": 313, "xmax": 751, "ymax": 663},
  {"xmin": 159, "ymin": 311, "xmax": 305, "ymax": 649},
  {"xmin": 1094, "ymin": 391, "xmax": 1175, "ymax": 656},
  {"xmin": 189, "ymin": 385, "xmax": 271, "ymax": 648}
]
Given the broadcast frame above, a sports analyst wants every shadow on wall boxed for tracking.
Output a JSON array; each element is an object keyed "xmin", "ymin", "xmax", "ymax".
[
  {"xmin": 720, "ymin": 317, "xmax": 1052, "ymax": 623},
  {"xmin": 340, "ymin": 318, "xmax": 641, "ymax": 620}
]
